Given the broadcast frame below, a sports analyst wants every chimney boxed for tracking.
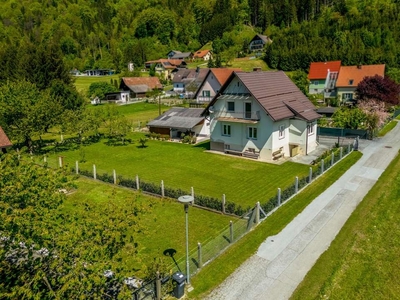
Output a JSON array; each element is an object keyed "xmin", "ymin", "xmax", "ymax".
[{"xmin": 253, "ymin": 67, "xmax": 262, "ymax": 72}]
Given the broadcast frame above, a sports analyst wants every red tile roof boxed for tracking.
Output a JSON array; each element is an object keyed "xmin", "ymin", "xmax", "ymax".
[
  {"xmin": 194, "ymin": 50, "xmax": 211, "ymax": 59},
  {"xmin": 210, "ymin": 68, "xmax": 242, "ymax": 85},
  {"xmin": 336, "ymin": 64, "xmax": 385, "ymax": 87},
  {"xmin": 121, "ymin": 77, "xmax": 162, "ymax": 90},
  {"xmin": 308, "ymin": 61, "xmax": 341, "ymax": 80},
  {"xmin": 0, "ymin": 126, "xmax": 12, "ymax": 148}
]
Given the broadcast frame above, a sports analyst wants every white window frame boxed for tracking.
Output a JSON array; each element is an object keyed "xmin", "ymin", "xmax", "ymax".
[
  {"xmin": 307, "ymin": 124, "xmax": 314, "ymax": 135},
  {"xmin": 227, "ymin": 101, "xmax": 235, "ymax": 112},
  {"xmin": 247, "ymin": 126, "xmax": 257, "ymax": 140},
  {"xmin": 343, "ymin": 93, "xmax": 353, "ymax": 100},
  {"xmin": 279, "ymin": 125, "xmax": 285, "ymax": 139},
  {"xmin": 222, "ymin": 124, "xmax": 231, "ymax": 136}
]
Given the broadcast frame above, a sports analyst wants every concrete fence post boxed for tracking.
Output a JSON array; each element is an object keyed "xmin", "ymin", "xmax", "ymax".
[
  {"xmin": 161, "ymin": 180, "xmax": 165, "ymax": 197},
  {"xmin": 93, "ymin": 164, "xmax": 96, "ymax": 180},
  {"xmin": 136, "ymin": 175, "xmax": 140, "ymax": 190},
  {"xmin": 17, "ymin": 148, "xmax": 20, "ymax": 160},
  {"xmin": 156, "ymin": 271, "xmax": 161, "ymax": 300},
  {"xmin": 278, "ymin": 188, "xmax": 281, "ymax": 206},
  {"xmin": 340, "ymin": 147, "xmax": 343, "ymax": 159},
  {"xmin": 309, "ymin": 167, "xmax": 312, "ymax": 183},
  {"xmin": 331, "ymin": 151, "xmax": 334, "ymax": 166},
  {"xmin": 256, "ymin": 202, "xmax": 260, "ymax": 224},
  {"xmin": 191, "ymin": 187, "xmax": 194, "ymax": 198},
  {"xmin": 222, "ymin": 194, "xmax": 226, "ymax": 214},
  {"xmin": 230, "ymin": 221, "xmax": 234, "ymax": 243},
  {"xmin": 59, "ymin": 156, "xmax": 63, "ymax": 168},
  {"xmin": 321, "ymin": 160, "xmax": 325, "ymax": 173},
  {"xmin": 113, "ymin": 169, "xmax": 117, "ymax": 184},
  {"xmin": 295, "ymin": 176, "xmax": 299, "ymax": 194},
  {"xmin": 75, "ymin": 161, "xmax": 79, "ymax": 174},
  {"xmin": 197, "ymin": 243, "xmax": 203, "ymax": 269},
  {"xmin": 44, "ymin": 156, "xmax": 47, "ymax": 164},
  {"xmin": 348, "ymin": 143, "xmax": 351, "ymax": 153}
]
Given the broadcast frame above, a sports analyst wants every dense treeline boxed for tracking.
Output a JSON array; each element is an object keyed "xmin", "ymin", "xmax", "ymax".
[
  {"xmin": 3, "ymin": 0, "xmax": 397, "ymax": 74},
  {"xmin": 265, "ymin": 0, "xmax": 400, "ymax": 71}
]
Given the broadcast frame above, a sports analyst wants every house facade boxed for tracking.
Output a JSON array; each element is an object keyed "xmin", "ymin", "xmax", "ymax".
[
  {"xmin": 249, "ymin": 34, "xmax": 271, "ymax": 52},
  {"xmin": 203, "ymin": 71, "xmax": 320, "ymax": 161},
  {"xmin": 308, "ymin": 61, "xmax": 341, "ymax": 98},
  {"xmin": 336, "ymin": 64, "xmax": 385, "ymax": 103},
  {"xmin": 194, "ymin": 68, "xmax": 241, "ymax": 103},
  {"xmin": 144, "ymin": 59, "xmax": 187, "ymax": 80},
  {"xmin": 0, "ymin": 126, "xmax": 12, "ymax": 153}
]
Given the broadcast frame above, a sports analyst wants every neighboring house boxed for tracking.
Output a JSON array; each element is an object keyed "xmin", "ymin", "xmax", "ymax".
[
  {"xmin": 120, "ymin": 77, "xmax": 163, "ymax": 98},
  {"xmin": 147, "ymin": 107, "xmax": 209, "ymax": 138},
  {"xmin": 249, "ymin": 34, "xmax": 272, "ymax": 52},
  {"xmin": 193, "ymin": 50, "xmax": 213, "ymax": 61},
  {"xmin": 0, "ymin": 126, "xmax": 12, "ymax": 153},
  {"xmin": 194, "ymin": 68, "xmax": 241, "ymax": 103},
  {"xmin": 202, "ymin": 70, "xmax": 321, "ymax": 161},
  {"xmin": 172, "ymin": 67, "xmax": 209, "ymax": 98},
  {"xmin": 171, "ymin": 52, "xmax": 193, "ymax": 61},
  {"xmin": 104, "ymin": 91, "xmax": 131, "ymax": 103},
  {"xmin": 167, "ymin": 50, "xmax": 181, "ymax": 59},
  {"xmin": 144, "ymin": 59, "xmax": 187, "ymax": 80},
  {"xmin": 84, "ymin": 69, "xmax": 115, "ymax": 76},
  {"xmin": 308, "ymin": 61, "xmax": 341, "ymax": 98},
  {"xmin": 336, "ymin": 64, "xmax": 385, "ymax": 103}
]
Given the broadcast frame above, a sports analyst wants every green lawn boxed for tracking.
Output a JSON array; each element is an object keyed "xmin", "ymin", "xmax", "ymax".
[
  {"xmin": 38, "ymin": 139, "xmax": 310, "ymax": 209},
  {"xmin": 290, "ymin": 152, "xmax": 400, "ymax": 300},
  {"xmin": 378, "ymin": 120, "xmax": 397, "ymax": 137},
  {"xmin": 189, "ymin": 151, "xmax": 363, "ymax": 298},
  {"xmin": 73, "ymin": 75, "xmax": 120, "ymax": 94},
  {"xmin": 65, "ymin": 177, "xmax": 233, "ymax": 278}
]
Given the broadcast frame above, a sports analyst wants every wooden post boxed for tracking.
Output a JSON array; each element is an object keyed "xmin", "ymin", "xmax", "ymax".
[
  {"xmin": 230, "ymin": 221, "xmax": 233, "ymax": 243},
  {"xmin": 75, "ymin": 161, "xmax": 79, "ymax": 174},
  {"xmin": 197, "ymin": 243, "xmax": 203, "ymax": 268},
  {"xmin": 278, "ymin": 188, "xmax": 281, "ymax": 206},
  {"xmin": 136, "ymin": 175, "xmax": 140, "ymax": 190},
  {"xmin": 93, "ymin": 164, "xmax": 96, "ymax": 180},
  {"xmin": 161, "ymin": 180, "xmax": 165, "ymax": 197},
  {"xmin": 113, "ymin": 169, "xmax": 117, "ymax": 184}
]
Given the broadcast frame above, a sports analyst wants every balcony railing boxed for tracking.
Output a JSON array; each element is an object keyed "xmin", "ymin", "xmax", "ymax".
[
  {"xmin": 214, "ymin": 110, "xmax": 260, "ymax": 121},
  {"xmin": 196, "ymin": 96, "xmax": 212, "ymax": 103}
]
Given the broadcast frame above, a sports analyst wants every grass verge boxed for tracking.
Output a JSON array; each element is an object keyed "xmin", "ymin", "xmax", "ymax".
[
  {"xmin": 188, "ymin": 151, "xmax": 362, "ymax": 299},
  {"xmin": 290, "ymin": 151, "xmax": 400, "ymax": 300},
  {"xmin": 378, "ymin": 120, "xmax": 397, "ymax": 137}
]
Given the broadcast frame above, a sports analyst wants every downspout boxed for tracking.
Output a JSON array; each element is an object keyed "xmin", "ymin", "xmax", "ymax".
[{"xmin": 305, "ymin": 123, "xmax": 309, "ymax": 155}]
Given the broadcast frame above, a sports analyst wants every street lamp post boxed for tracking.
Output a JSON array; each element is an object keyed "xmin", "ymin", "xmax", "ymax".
[{"xmin": 178, "ymin": 195, "xmax": 194, "ymax": 285}]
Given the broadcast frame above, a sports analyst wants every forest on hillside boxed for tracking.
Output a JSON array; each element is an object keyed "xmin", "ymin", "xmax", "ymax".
[{"xmin": 1, "ymin": 0, "xmax": 399, "ymax": 76}]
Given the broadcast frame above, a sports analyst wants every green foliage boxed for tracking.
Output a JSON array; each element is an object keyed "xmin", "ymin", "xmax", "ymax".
[
  {"xmin": 332, "ymin": 107, "xmax": 367, "ymax": 129},
  {"xmin": 87, "ymin": 81, "xmax": 118, "ymax": 100},
  {"xmin": 288, "ymin": 70, "xmax": 309, "ymax": 96}
]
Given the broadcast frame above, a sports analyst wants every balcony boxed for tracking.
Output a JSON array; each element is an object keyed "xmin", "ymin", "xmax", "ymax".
[
  {"xmin": 196, "ymin": 96, "xmax": 212, "ymax": 103},
  {"xmin": 215, "ymin": 110, "xmax": 260, "ymax": 123}
]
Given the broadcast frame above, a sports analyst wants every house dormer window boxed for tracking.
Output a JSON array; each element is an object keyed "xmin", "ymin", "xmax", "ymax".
[{"xmin": 349, "ymin": 79, "xmax": 354, "ymax": 85}]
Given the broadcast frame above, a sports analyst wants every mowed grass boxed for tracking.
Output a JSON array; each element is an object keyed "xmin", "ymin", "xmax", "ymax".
[
  {"xmin": 73, "ymin": 75, "xmax": 120, "ymax": 94},
  {"xmin": 189, "ymin": 151, "xmax": 363, "ymax": 298},
  {"xmin": 65, "ymin": 177, "xmax": 234, "ymax": 277},
  {"xmin": 291, "ymin": 152, "xmax": 400, "ymax": 300},
  {"xmin": 42, "ymin": 139, "xmax": 310, "ymax": 209},
  {"xmin": 378, "ymin": 120, "xmax": 397, "ymax": 137}
]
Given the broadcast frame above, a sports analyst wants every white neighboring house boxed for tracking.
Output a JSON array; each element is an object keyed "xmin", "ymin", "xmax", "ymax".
[{"xmin": 202, "ymin": 70, "xmax": 321, "ymax": 161}]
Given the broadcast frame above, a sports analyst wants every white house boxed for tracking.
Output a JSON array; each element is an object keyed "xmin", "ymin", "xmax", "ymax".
[
  {"xmin": 202, "ymin": 70, "xmax": 321, "ymax": 161},
  {"xmin": 194, "ymin": 68, "xmax": 241, "ymax": 103}
]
